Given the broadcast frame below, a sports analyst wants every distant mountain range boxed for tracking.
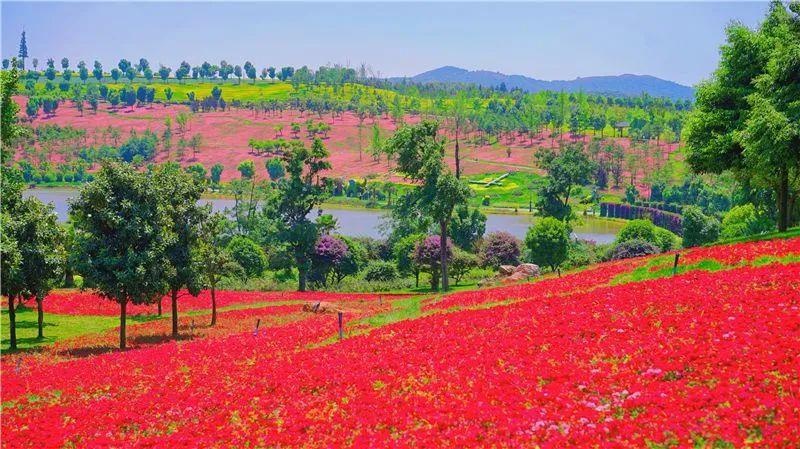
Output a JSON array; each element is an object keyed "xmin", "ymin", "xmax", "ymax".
[{"xmin": 390, "ymin": 66, "xmax": 695, "ymax": 101}]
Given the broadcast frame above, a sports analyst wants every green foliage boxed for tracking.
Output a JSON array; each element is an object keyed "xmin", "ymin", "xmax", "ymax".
[
  {"xmin": 525, "ymin": 217, "xmax": 570, "ymax": 272},
  {"xmin": 449, "ymin": 247, "xmax": 478, "ymax": 285},
  {"xmin": 682, "ymin": 206, "xmax": 721, "ymax": 248},
  {"xmin": 535, "ymin": 142, "xmax": 595, "ymax": 221},
  {"xmin": 608, "ymin": 239, "xmax": 660, "ymax": 261},
  {"xmin": 237, "ymin": 159, "xmax": 255, "ymax": 179},
  {"xmin": 266, "ymin": 158, "xmax": 285, "ymax": 181},
  {"xmin": 118, "ymin": 133, "xmax": 157, "ymax": 163},
  {"xmin": 70, "ymin": 162, "xmax": 172, "ymax": 349},
  {"xmin": 362, "ymin": 261, "xmax": 399, "ymax": 282},
  {"xmin": 448, "ymin": 205, "xmax": 486, "ymax": 251},
  {"xmin": 227, "ymin": 235, "xmax": 267, "ymax": 278},
  {"xmin": 721, "ymin": 203, "xmax": 774, "ymax": 239}
]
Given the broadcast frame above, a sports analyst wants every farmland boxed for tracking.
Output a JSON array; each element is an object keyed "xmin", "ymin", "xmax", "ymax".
[{"xmin": 3, "ymin": 234, "xmax": 800, "ymax": 447}]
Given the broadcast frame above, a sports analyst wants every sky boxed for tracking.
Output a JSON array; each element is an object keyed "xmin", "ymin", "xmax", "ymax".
[{"xmin": 1, "ymin": 1, "xmax": 769, "ymax": 86}]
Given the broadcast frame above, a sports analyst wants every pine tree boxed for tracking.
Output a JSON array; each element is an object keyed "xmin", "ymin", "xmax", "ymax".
[{"xmin": 18, "ymin": 31, "xmax": 28, "ymax": 69}]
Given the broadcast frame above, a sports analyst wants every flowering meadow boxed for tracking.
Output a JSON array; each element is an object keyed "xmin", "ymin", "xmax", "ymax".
[{"xmin": 2, "ymin": 237, "xmax": 800, "ymax": 448}]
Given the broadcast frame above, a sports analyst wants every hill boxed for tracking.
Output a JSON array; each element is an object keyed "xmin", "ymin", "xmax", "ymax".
[
  {"xmin": 3, "ymin": 233, "xmax": 800, "ymax": 446},
  {"xmin": 398, "ymin": 66, "xmax": 696, "ymax": 100}
]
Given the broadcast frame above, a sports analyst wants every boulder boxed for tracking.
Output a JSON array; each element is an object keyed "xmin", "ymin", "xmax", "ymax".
[
  {"xmin": 513, "ymin": 263, "xmax": 540, "ymax": 277},
  {"xmin": 498, "ymin": 265, "xmax": 516, "ymax": 275}
]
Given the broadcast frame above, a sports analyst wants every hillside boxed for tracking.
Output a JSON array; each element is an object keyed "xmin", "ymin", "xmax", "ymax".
[
  {"xmin": 3, "ymin": 233, "xmax": 800, "ymax": 447},
  {"xmin": 399, "ymin": 66, "xmax": 696, "ymax": 100}
]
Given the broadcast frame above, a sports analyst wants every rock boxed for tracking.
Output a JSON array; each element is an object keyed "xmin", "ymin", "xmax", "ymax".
[
  {"xmin": 499, "ymin": 265, "xmax": 516, "ymax": 275},
  {"xmin": 513, "ymin": 263, "xmax": 540, "ymax": 277},
  {"xmin": 303, "ymin": 301, "xmax": 341, "ymax": 314}
]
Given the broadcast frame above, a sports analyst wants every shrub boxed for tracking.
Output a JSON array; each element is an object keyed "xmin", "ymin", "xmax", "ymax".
[
  {"xmin": 721, "ymin": 204, "xmax": 773, "ymax": 240},
  {"xmin": 227, "ymin": 236, "xmax": 267, "ymax": 278},
  {"xmin": 310, "ymin": 234, "xmax": 349, "ymax": 287},
  {"xmin": 525, "ymin": 217, "xmax": 570, "ymax": 272},
  {"xmin": 266, "ymin": 158, "xmax": 285, "ymax": 181},
  {"xmin": 682, "ymin": 206, "xmax": 720, "ymax": 247},
  {"xmin": 565, "ymin": 239, "xmax": 605, "ymax": 269},
  {"xmin": 608, "ymin": 239, "xmax": 660, "ymax": 261},
  {"xmin": 616, "ymin": 219, "xmax": 679, "ymax": 252},
  {"xmin": 480, "ymin": 231, "xmax": 521, "ymax": 268},
  {"xmin": 118, "ymin": 134, "xmax": 156, "ymax": 163},
  {"xmin": 362, "ymin": 261, "xmax": 399, "ymax": 282},
  {"xmin": 450, "ymin": 248, "xmax": 479, "ymax": 285}
]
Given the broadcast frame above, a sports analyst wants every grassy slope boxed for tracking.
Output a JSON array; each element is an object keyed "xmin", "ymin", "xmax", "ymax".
[{"xmin": 5, "ymin": 227, "xmax": 797, "ymax": 353}]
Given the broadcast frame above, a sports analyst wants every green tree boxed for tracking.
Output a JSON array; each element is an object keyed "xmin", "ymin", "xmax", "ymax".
[
  {"xmin": 685, "ymin": 1, "xmax": 800, "ymax": 231},
  {"xmin": 682, "ymin": 206, "xmax": 721, "ymax": 248},
  {"xmin": 197, "ymin": 211, "xmax": 242, "ymax": 325},
  {"xmin": 274, "ymin": 139, "xmax": 332, "ymax": 291},
  {"xmin": 266, "ymin": 157, "xmax": 285, "ymax": 180},
  {"xmin": 387, "ymin": 120, "xmax": 470, "ymax": 291},
  {"xmin": 70, "ymin": 162, "xmax": 171, "ymax": 349},
  {"xmin": 237, "ymin": 159, "xmax": 255, "ymax": 179},
  {"xmin": 210, "ymin": 163, "xmax": 224, "ymax": 185},
  {"xmin": 18, "ymin": 31, "xmax": 28, "ymax": 69},
  {"xmin": 448, "ymin": 205, "xmax": 486, "ymax": 251},
  {"xmin": 525, "ymin": 217, "xmax": 570, "ymax": 273},
  {"xmin": 535, "ymin": 142, "xmax": 595, "ymax": 221},
  {"xmin": 227, "ymin": 235, "xmax": 266, "ymax": 278}
]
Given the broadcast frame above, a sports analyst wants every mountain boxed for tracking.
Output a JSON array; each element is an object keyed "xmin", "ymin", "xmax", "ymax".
[{"xmin": 394, "ymin": 66, "xmax": 695, "ymax": 101}]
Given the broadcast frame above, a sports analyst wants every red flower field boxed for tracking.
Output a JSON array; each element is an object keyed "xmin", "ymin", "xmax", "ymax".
[{"xmin": 3, "ymin": 237, "xmax": 799, "ymax": 448}]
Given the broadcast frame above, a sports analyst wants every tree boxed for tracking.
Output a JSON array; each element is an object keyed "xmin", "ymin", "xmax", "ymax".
[
  {"xmin": 237, "ymin": 159, "xmax": 255, "ymax": 179},
  {"xmin": 110, "ymin": 68, "xmax": 121, "ymax": 83},
  {"xmin": 227, "ymin": 235, "xmax": 266, "ymax": 278},
  {"xmin": 189, "ymin": 134, "xmax": 202, "ymax": 160},
  {"xmin": 448, "ymin": 205, "xmax": 486, "ymax": 251},
  {"xmin": 125, "ymin": 67, "xmax": 136, "ymax": 83},
  {"xmin": 18, "ymin": 31, "xmax": 28, "ymax": 69},
  {"xmin": 535, "ymin": 142, "xmax": 595, "ymax": 221},
  {"xmin": 93, "ymin": 60, "xmax": 103, "ymax": 82},
  {"xmin": 71, "ymin": 162, "xmax": 171, "ymax": 349},
  {"xmin": 211, "ymin": 163, "xmax": 224, "ymax": 185},
  {"xmin": 154, "ymin": 163, "xmax": 205, "ymax": 338},
  {"xmin": 386, "ymin": 120, "xmax": 470, "ymax": 291},
  {"xmin": 525, "ymin": 217, "xmax": 570, "ymax": 273},
  {"xmin": 450, "ymin": 92, "xmax": 468, "ymax": 178},
  {"xmin": 266, "ymin": 157, "xmax": 285, "ymax": 180},
  {"xmin": 158, "ymin": 65, "xmax": 171, "ymax": 83},
  {"xmin": 449, "ymin": 247, "xmax": 478, "ymax": 285},
  {"xmin": 234, "ymin": 65, "xmax": 242, "ymax": 84},
  {"xmin": 414, "ymin": 235, "xmax": 453, "ymax": 291},
  {"xmin": 78, "ymin": 60, "xmax": 89, "ymax": 83},
  {"xmin": 197, "ymin": 211, "xmax": 242, "ymax": 325},
  {"xmin": 274, "ymin": 139, "xmax": 331, "ymax": 291},
  {"xmin": 12, "ymin": 198, "xmax": 65, "ymax": 339},
  {"xmin": 685, "ymin": 1, "xmax": 800, "ymax": 231},
  {"xmin": 682, "ymin": 206, "xmax": 721, "ymax": 248}
]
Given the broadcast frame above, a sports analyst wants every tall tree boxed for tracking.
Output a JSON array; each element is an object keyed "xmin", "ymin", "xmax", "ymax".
[
  {"xmin": 685, "ymin": 1, "xmax": 800, "ymax": 231},
  {"xmin": 154, "ymin": 163, "xmax": 205, "ymax": 338},
  {"xmin": 17, "ymin": 31, "xmax": 28, "ymax": 69},
  {"xmin": 274, "ymin": 139, "xmax": 331, "ymax": 291},
  {"xmin": 535, "ymin": 142, "xmax": 595, "ymax": 221},
  {"xmin": 450, "ymin": 92, "xmax": 468, "ymax": 178},
  {"xmin": 71, "ymin": 162, "xmax": 171, "ymax": 349},
  {"xmin": 197, "ymin": 211, "xmax": 242, "ymax": 326},
  {"xmin": 387, "ymin": 121, "xmax": 470, "ymax": 291}
]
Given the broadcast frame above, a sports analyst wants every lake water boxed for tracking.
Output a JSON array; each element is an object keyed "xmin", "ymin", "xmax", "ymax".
[{"xmin": 23, "ymin": 188, "xmax": 622, "ymax": 244}]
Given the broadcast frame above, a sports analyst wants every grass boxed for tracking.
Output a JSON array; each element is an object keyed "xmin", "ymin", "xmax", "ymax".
[
  {"xmin": 0, "ymin": 305, "xmax": 158, "ymax": 351},
  {"xmin": 464, "ymin": 171, "xmax": 545, "ymax": 210}
]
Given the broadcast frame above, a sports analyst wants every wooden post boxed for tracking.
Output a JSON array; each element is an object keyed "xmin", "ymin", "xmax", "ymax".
[
  {"xmin": 254, "ymin": 318, "xmax": 261, "ymax": 336},
  {"xmin": 672, "ymin": 253, "xmax": 680, "ymax": 276},
  {"xmin": 379, "ymin": 295, "xmax": 383, "ymax": 306},
  {"xmin": 338, "ymin": 312, "xmax": 343, "ymax": 341}
]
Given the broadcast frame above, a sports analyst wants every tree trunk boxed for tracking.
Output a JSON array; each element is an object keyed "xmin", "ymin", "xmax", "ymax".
[
  {"xmin": 455, "ymin": 133, "xmax": 461, "ymax": 179},
  {"xmin": 36, "ymin": 297, "xmax": 44, "ymax": 339},
  {"xmin": 440, "ymin": 221, "xmax": 449, "ymax": 292},
  {"xmin": 157, "ymin": 298, "xmax": 162, "ymax": 316},
  {"xmin": 778, "ymin": 169, "xmax": 789, "ymax": 232},
  {"xmin": 171, "ymin": 289, "xmax": 179, "ymax": 339},
  {"xmin": 64, "ymin": 267, "xmax": 74, "ymax": 288},
  {"xmin": 120, "ymin": 300, "xmax": 127, "ymax": 350},
  {"xmin": 298, "ymin": 266, "xmax": 307, "ymax": 292},
  {"xmin": 8, "ymin": 295, "xmax": 16, "ymax": 350},
  {"xmin": 210, "ymin": 286, "xmax": 217, "ymax": 326}
]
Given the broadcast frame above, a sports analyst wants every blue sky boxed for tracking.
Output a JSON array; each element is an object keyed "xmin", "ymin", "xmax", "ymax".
[{"xmin": 2, "ymin": 1, "xmax": 768, "ymax": 86}]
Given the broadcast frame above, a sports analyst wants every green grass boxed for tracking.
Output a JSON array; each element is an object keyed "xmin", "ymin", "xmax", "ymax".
[
  {"xmin": 464, "ymin": 171, "xmax": 545, "ymax": 210},
  {"xmin": 713, "ymin": 226, "xmax": 800, "ymax": 246},
  {"xmin": 1, "ymin": 305, "xmax": 158, "ymax": 352}
]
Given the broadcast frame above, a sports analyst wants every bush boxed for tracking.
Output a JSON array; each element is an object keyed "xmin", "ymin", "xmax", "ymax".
[
  {"xmin": 450, "ymin": 248, "xmax": 479, "ymax": 285},
  {"xmin": 362, "ymin": 261, "xmax": 398, "ymax": 282},
  {"xmin": 682, "ymin": 206, "xmax": 720, "ymax": 247},
  {"xmin": 616, "ymin": 219, "xmax": 679, "ymax": 252},
  {"xmin": 525, "ymin": 217, "xmax": 570, "ymax": 272},
  {"xmin": 608, "ymin": 239, "xmax": 660, "ymax": 261},
  {"xmin": 565, "ymin": 239, "xmax": 606, "ymax": 269},
  {"xmin": 480, "ymin": 231, "xmax": 521, "ymax": 268},
  {"xmin": 118, "ymin": 134, "xmax": 157, "ymax": 163},
  {"xmin": 721, "ymin": 204, "xmax": 773, "ymax": 240},
  {"xmin": 227, "ymin": 235, "xmax": 267, "ymax": 278}
]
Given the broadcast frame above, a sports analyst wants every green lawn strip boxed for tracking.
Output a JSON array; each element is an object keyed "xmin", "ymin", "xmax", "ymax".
[
  {"xmin": 1, "ymin": 306, "xmax": 159, "ymax": 352},
  {"xmin": 713, "ymin": 226, "xmax": 800, "ymax": 246},
  {"xmin": 1, "ymin": 300, "xmax": 309, "ymax": 353}
]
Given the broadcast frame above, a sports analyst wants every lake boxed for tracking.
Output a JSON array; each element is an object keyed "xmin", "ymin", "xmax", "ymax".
[{"xmin": 23, "ymin": 188, "xmax": 623, "ymax": 244}]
